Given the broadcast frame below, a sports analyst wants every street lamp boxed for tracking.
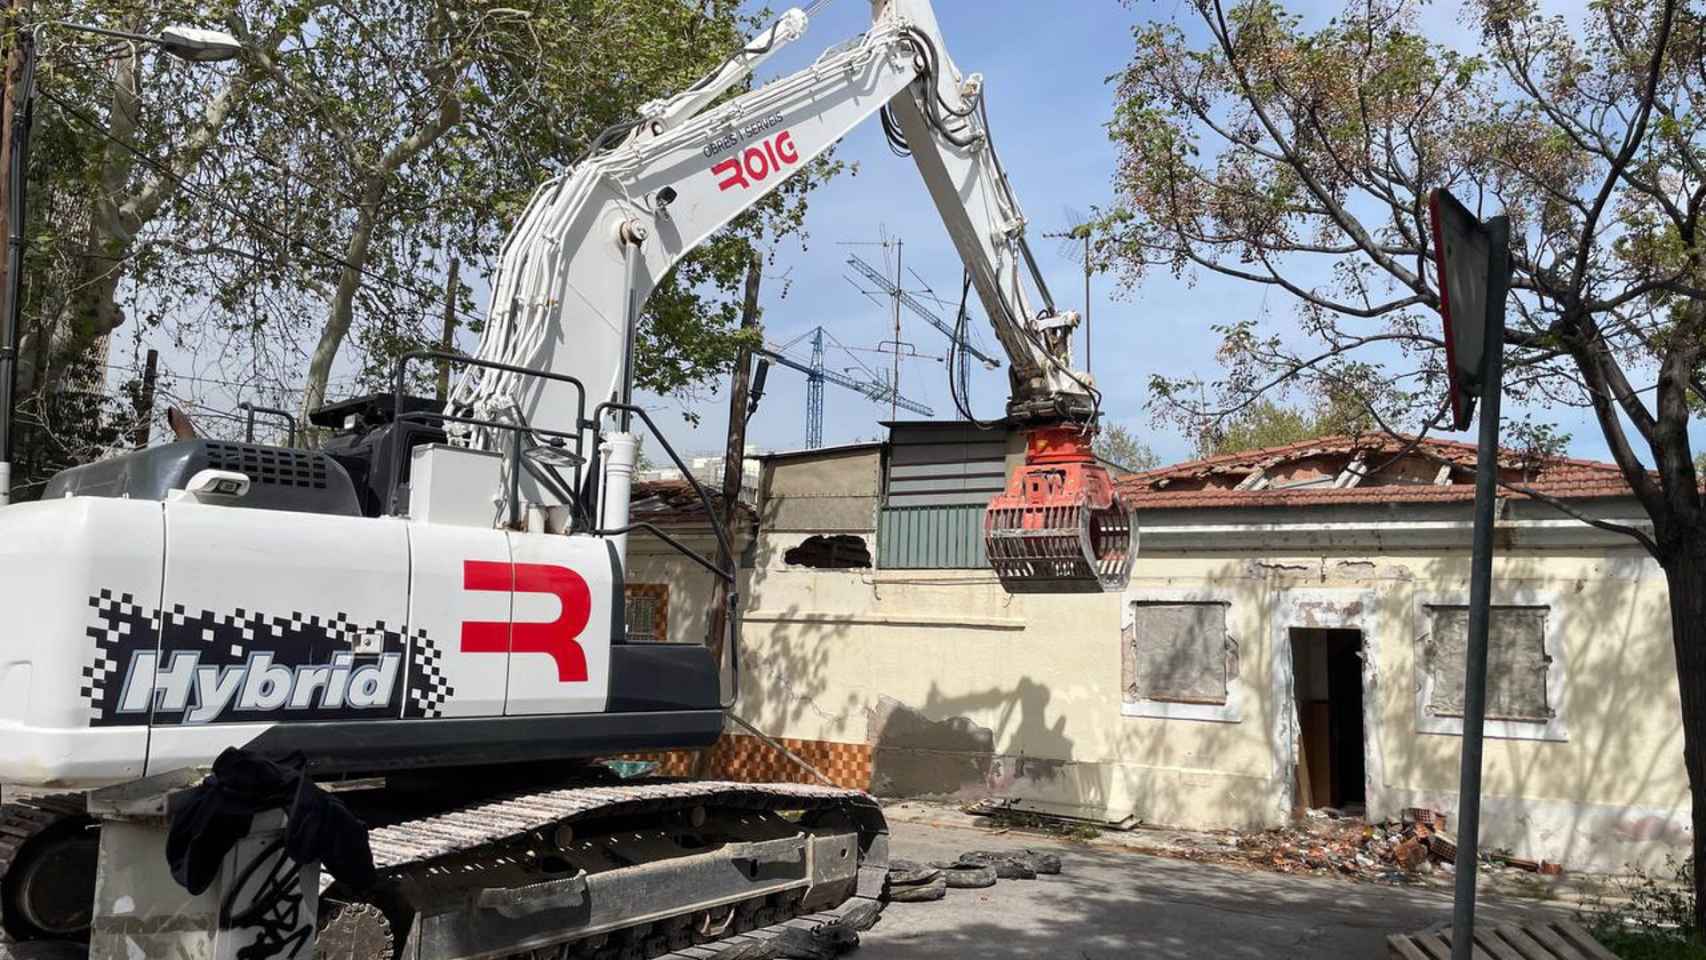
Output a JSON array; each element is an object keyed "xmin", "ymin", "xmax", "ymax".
[{"xmin": 0, "ymin": 21, "xmax": 241, "ymax": 504}]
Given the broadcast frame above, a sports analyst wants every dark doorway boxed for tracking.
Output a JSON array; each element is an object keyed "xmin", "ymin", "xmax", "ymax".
[{"xmin": 1290, "ymin": 628, "xmax": 1366, "ymax": 814}]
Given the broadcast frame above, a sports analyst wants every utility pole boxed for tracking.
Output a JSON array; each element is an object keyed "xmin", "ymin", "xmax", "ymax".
[
  {"xmin": 0, "ymin": 0, "xmax": 29, "ymax": 504},
  {"xmin": 1081, "ymin": 230, "xmax": 1091, "ymax": 376},
  {"xmin": 132, "ymin": 348, "xmax": 157, "ymax": 448},
  {"xmin": 1046, "ymin": 213, "xmax": 1095, "ymax": 377},
  {"xmin": 695, "ymin": 250, "xmax": 763, "ymax": 779},
  {"xmin": 435, "ymin": 258, "xmax": 460, "ymax": 402},
  {"xmin": 890, "ymin": 238, "xmax": 902, "ymax": 420}
]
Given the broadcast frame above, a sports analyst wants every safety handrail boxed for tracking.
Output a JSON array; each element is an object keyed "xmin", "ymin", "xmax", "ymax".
[
  {"xmin": 238, "ymin": 402, "xmax": 297, "ymax": 447},
  {"xmin": 386, "ymin": 350, "xmax": 588, "ymax": 520}
]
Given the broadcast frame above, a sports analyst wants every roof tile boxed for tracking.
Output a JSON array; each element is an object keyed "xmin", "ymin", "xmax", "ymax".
[{"xmin": 1116, "ymin": 434, "xmax": 1635, "ymax": 511}]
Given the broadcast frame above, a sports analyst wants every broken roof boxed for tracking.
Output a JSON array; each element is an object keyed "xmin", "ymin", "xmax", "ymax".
[
  {"xmin": 1116, "ymin": 434, "xmax": 1635, "ymax": 511},
  {"xmin": 629, "ymin": 478, "xmax": 753, "ymax": 524}
]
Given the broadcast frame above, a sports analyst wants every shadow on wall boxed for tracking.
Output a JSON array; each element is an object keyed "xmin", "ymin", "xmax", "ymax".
[
  {"xmin": 1113, "ymin": 549, "xmax": 1688, "ymax": 865},
  {"xmin": 1382, "ymin": 549, "xmax": 1688, "ymax": 870},
  {"xmin": 866, "ymin": 678, "xmax": 1079, "ymax": 806},
  {"xmin": 737, "ymin": 601, "xmax": 861, "ymax": 738}
]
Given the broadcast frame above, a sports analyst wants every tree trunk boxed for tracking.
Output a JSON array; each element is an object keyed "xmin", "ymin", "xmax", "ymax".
[
  {"xmin": 435, "ymin": 257, "xmax": 460, "ymax": 402},
  {"xmin": 1661, "ymin": 536, "xmax": 1706, "ymax": 937},
  {"xmin": 298, "ymin": 88, "xmax": 461, "ymax": 427},
  {"xmin": 692, "ymin": 251, "xmax": 762, "ymax": 780}
]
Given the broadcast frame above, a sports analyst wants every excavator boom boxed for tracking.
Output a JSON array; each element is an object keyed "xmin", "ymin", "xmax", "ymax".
[{"xmin": 451, "ymin": 0, "xmax": 1132, "ymax": 592}]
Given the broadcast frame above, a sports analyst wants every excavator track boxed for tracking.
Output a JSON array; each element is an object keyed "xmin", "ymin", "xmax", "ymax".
[
  {"xmin": 0, "ymin": 794, "xmax": 94, "ymax": 943},
  {"xmin": 2, "ymin": 779, "xmax": 887, "ymax": 960},
  {"xmin": 334, "ymin": 778, "xmax": 889, "ymax": 960}
]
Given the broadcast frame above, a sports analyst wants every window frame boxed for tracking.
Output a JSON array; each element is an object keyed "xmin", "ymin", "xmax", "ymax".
[
  {"xmin": 1413, "ymin": 590, "xmax": 1570, "ymax": 743},
  {"xmin": 1121, "ymin": 587, "xmax": 1242, "ymax": 723},
  {"xmin": 624, "ymin": 583, "xmax": 670, "ymax": 644}
]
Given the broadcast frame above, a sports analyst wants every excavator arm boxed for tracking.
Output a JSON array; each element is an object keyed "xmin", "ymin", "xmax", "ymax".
[{"xmin": 452, "ymin": 0, "xmax": 1132, "ymax": 592}]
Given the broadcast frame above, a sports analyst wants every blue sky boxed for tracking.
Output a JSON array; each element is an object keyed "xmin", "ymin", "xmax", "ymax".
[{"xmin": 637, "ymin": 0, "xmax": 1651, "ymax": 468}]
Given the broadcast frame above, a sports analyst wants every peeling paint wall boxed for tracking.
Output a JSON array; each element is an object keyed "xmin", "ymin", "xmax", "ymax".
[{"xmin": 733, "ymin": 486, "xmax": 1689, "ymax": 873}]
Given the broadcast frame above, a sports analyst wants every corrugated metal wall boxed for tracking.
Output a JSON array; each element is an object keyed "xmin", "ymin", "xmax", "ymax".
[
  {"xmin": 878, "ymin": 503, "xmax": 988, "ymax": 568},
  {"xmin": 878, "ymin": 423, "xmax": 1008, "ymax": 568}
]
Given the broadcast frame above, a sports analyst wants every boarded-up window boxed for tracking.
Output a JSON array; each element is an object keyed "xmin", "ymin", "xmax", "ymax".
[
  {"xmin": 1423, "ymin": 606, "xmax": 1553, "ymax": 721},
  {"xmin": 1124, "ymin": 602, "xmax": 1229, "ymax": 704},
  {"xmin": 625, "ymin": 584, "xmax": 669, "ymax": 643}
]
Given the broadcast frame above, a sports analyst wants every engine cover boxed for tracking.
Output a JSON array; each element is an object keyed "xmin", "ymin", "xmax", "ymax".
[{"xmin": 0, "ymin": 498, "xmax": 721, "ymax": 789}]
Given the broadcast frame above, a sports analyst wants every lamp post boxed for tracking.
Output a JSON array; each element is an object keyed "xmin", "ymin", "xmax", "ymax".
[{"xmin": 0, "ymin": 21, "xmax": 241, "ymax": 504}]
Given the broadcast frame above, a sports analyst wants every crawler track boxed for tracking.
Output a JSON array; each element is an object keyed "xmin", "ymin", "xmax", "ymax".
[
  {"xmin": 0, "ymin": 795, "xmax": 93, "ymax": 943},
  {"xmin": 341, "ymin": 778, "xmax": 889, "ymax": 960}
]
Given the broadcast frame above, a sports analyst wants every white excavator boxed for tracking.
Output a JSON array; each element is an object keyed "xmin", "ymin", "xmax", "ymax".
[{"xmin": 0, "ymin": 2, "xmax": 1132, "ymax": 959}]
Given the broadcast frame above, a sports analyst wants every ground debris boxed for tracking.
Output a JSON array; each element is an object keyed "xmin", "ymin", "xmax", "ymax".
[
  {"xmin": 1152, "ymin": 808, "xmax": 1572, "ymax": 886},
  {"xmin": 1152, "ymin": 808, "xmax": 1503, "ymax": 885}
]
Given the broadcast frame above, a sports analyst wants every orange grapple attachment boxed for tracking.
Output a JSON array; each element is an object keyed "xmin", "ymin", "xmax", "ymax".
[{"xmin": 983, "ymin": 426, "xmax": 1134, "ymax": 593}]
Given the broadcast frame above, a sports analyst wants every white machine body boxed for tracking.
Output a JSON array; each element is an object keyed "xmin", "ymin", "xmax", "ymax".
[{"xmin": 0, "ymin": 496, "xmax": 617, "ymax": 787}]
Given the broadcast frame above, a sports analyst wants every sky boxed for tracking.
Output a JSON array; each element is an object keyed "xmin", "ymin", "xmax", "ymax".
[
  {"xmin": 625, "ymin": 0, "xmax": 1678, "ymax": 470},
  {"xmin": 109, "ymin": 0, "xmax": 1671, "ymax": 469}
]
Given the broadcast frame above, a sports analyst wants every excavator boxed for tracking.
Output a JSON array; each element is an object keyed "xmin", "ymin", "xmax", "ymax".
[{"xmin": 0, "ymin": 1, "xmax": 1132, "ymax": 958}]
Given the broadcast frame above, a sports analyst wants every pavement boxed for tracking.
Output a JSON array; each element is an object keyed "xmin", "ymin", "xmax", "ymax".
[{"xmin": 859, "ymin": 809, "xmax": 1575, "ymax": 959}]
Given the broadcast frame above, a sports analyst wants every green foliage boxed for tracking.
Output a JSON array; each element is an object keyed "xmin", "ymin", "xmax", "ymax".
[
  {"xmin": 1198, "ymin": 391, "xmax": 1371, "ymax": 456},
  {"xmin": 1579, "ymin": 858, "xmax": 1704, "ymax": 959},
  {"xmin": 1094, "ymin": 421, "xmax": 1161, "ymax": 472},
  {"xmin": 1102, "ymin": 0, "xmax": 1706, "ymax": 474},
  {"xmin": 10, "ymin": 0, "xmax": 841, "ymax": 462}
]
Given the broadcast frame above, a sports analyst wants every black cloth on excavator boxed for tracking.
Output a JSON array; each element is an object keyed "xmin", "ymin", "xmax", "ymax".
[{"xmin": 165, "ymin": 747, "xmax": 376, "ymax": 895}]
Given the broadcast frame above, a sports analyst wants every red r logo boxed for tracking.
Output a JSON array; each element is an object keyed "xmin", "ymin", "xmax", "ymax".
[
  {"xmin": 713, "ymin": 156, "xmax": 749, "ymax": 192},
  {"xmin": 712, "ymin": 130, "xmax": 801, "ymax": 192},
  {"xmin": 461, "ymin": 561, "xmax": 591, "ymax": 683}
]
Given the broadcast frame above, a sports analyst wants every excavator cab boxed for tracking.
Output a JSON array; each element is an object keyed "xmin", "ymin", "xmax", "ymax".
[{"xmin": 984, "ymin": 425, "xmax": 1134, "ymax": 593}]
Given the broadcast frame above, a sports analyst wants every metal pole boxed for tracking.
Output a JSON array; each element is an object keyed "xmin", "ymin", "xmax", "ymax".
[
  {"xmin": 1083, "ymin": 232, "xmax": 1091, "ymax": 376},
  {"xmin": 0, "ymin": 31, "xmax": 32, "ymax": 505},
  {"xmin": 617, "ymin": 223, "xmax": 646, "ymax": 432},
  {"xmin": 1449, "ymin": 214, "xmax": 1509, "ymax": 960},
  {"xmin": 891, "ymin": 239, "xmax": 902, "ymax": 421}
]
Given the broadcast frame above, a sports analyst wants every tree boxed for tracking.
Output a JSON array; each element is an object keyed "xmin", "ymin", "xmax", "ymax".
[
  {"xmin": 1103, "ymin": 0, "xmax": 1706, "ymax": 926},
  {"xmin": 1198, "ymin": 390, "xmax": 1372, "ymax": 456},
  {"xmin": 1094, "ymin": 421, "xmax": 1161, "ymax": 471},
  {"xmin": 5, "ymin": 0, "xmax": 840, "ymax": 480}
]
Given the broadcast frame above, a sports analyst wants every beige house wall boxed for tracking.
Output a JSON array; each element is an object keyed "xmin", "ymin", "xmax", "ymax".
[{"xmin": 725, "ymin": 448, "xmax": 1688, "ymax": 872}]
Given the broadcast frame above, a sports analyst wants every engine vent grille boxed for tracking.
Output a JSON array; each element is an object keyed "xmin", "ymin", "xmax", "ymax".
[{"xmin": 204, "ymin": 442, "xmax": 329, "ymax": 489}]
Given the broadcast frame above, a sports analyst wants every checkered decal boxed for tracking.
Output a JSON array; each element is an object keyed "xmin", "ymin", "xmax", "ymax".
[
  {"xmin": 404, "ymin": 628, "xmax": 456, "ymax": 720},
  {"xmin": 82, "ymin": 589, "xmax": 156, "ymax": 723},
  {"xmin": 82, "ymin": 591, "xmax": 453, "ymax": 725}
]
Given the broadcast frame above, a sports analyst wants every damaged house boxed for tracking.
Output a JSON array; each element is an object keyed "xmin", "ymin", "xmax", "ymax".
[{"xmin": 626, "ymin": 428, "xmax": 1686, "ymax": 873}]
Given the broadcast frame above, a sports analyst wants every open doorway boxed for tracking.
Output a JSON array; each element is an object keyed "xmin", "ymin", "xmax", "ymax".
[{"xmin": 1291, "ymin": 628, "xmax": 1366, "ymax": 816}]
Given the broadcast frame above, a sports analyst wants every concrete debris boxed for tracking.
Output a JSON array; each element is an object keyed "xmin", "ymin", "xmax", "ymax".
[{"xmin": 1156, "ymin": 808, "xmax": 1563, "ymax": 885}]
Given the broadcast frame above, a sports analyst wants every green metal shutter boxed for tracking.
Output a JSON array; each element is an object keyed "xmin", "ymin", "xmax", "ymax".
[{"xmin": 878, "ymin": 503, "xmax": 989, "ymax": 569}]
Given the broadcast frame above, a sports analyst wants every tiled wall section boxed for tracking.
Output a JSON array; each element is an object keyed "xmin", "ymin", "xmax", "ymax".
[{"xmin": 619, "ymin": 734, "xmax": 872, "ymax": 790}]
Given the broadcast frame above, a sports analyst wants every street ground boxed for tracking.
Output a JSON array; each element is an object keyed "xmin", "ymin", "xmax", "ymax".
[{"xmin": 861, "ymin": 806, "xmax": 1578, "ymax": 959}]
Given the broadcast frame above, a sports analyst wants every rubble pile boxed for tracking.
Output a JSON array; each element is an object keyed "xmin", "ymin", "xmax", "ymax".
[{"xmin": 1216, "ymin": 808, "xmax": 1563, "ymax": 884}]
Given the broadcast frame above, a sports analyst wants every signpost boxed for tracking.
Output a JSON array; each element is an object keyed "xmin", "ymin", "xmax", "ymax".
[{"xmin": 1428, "ymin": 188, "xmax": 1510, "ymax": 960}]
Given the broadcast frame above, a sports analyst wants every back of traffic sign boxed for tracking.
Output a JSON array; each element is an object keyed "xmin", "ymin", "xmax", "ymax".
[{"xmin": 1428, "ymin": 189, "xmax": 1495, "ymax": 431}]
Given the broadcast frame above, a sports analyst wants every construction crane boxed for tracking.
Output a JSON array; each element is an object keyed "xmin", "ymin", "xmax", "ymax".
[
  {"xmin": 846, "ymin": 253, "xmax": 999, "ymax": 402},
  {"xmin": 758, "ymin": 326, "xmax": 932, "ymax": 447}
]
